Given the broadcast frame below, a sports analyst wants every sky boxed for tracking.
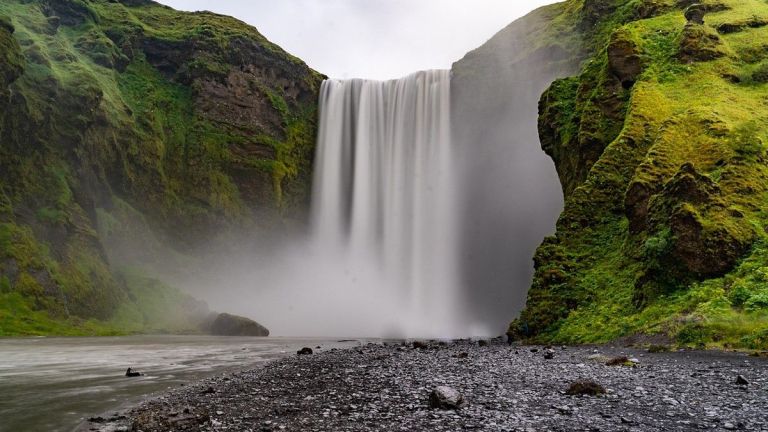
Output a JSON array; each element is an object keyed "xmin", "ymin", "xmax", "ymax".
[{"xmin": 155, "ymin": 0, "xmax": 560, "ymax": 80}]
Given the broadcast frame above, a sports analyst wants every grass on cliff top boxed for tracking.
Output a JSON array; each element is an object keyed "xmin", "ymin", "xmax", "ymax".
[{"xmin": 528, "ymin": 0, "xmax": 768, "ymax": 349}]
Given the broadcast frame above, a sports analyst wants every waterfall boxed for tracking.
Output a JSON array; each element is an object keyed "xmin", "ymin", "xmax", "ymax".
[{"xmin": 311, "ymin": 70, "xmax": 464, "ymax": 337}]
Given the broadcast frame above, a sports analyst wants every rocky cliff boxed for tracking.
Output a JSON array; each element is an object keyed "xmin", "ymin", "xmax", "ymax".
[
  {"xmin": 509, "ymin": 0, "xmax": 768, "ymax": 350},
  {"xmin": 0, "ymin": 0, "xmax": 322, "ymax": 335}
]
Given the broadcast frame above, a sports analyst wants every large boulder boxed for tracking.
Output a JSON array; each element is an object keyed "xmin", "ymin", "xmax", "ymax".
[{"xmin": 207, "ymin": 313, "xmax": 269, "ymax": 337}]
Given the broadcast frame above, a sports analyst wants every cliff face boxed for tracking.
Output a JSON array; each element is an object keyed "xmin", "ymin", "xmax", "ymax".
[
  {"xmin": 0, "ymin": 0, "xmax": 322, "ymax": 335},
  {"xmin": 450, "ymin": 3, "xmax": 584, "ymax": 330},
  {"xmin": 511, "ymin": 0, "xmax": 768, "ymax": 349}
]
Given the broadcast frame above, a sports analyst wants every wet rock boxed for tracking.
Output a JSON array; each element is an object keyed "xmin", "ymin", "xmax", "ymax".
[
  {"xmin": 428, "ymin": 386, "xmax": 466, "ymax": 410},
  {"xmin": 207, "ymin": 313, "xmax": 270, "ymax": 337},
  {"xmin": 297, "ymin": 347, "xmax": 313, "ymax": 355},
  {"xmin": 566, "ymin": 380, "xmax": 606, "ymax": 396},
  {"xmin": 125, "ymin": 368, "xmax": 142, "ymax": 377},
  {"xmin": 736, "ymin": 375, "xmax": 749, "ymax": 385},
  {"xmin": 544, "ymin": 349, "xmax": 555, "ymax": 360}
]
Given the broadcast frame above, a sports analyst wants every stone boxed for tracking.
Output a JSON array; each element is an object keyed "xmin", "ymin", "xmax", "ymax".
[
  {"xmin": 297, "ymin": 347, "xmax": 313, "ymax": 355},
  {"xmin": 606, "ymin": 356, "xmax": 630, "ymax": 366},
  {"xmin": 125, "ymin": 368, "xmax": 142, "ymax": 377},
  {"xmin": 412, "ymin": 341, "xmax": 428, "ymax": 349},
  {"xmin": 544, "ymin": 349, "xmax": 555, "ymax": 360},
  {"xmin": 736, "ymin": 375, "xmax": 749, "ymax": 385},
  {"xmin": 566, "ymin": 380, "xmax": 606, "ymax": 396},
  {"xmin": 428, "ymin": 386, "xmax": 466, "ymax": 410}
]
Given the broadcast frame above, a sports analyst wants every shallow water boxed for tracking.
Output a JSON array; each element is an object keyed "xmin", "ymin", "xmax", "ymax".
[{"xmin": 0, "ymin": 335, "xmax": 360, "ymax": 432}]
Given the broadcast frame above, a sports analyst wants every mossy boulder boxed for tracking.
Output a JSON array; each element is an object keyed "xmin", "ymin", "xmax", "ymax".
[{"xmin": 679, "ymin": 23, "xmax": 730, "ymax": 62}]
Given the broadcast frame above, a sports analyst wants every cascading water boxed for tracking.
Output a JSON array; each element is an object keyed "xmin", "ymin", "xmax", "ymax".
[{"xmin": 311, "ymin": 70, "xmax": 466, "ymax": 337}]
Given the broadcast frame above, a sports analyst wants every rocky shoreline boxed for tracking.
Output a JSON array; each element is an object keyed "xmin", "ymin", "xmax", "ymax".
[{"xmin": 81, "ymin": 340, "xmax": 768, "ymax": 432}]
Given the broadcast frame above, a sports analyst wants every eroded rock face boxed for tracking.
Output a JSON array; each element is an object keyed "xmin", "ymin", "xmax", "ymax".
[
  {"xmin": 649, "ymin": 164, "xmax": 754, "ymax": 277},
  {"xmin": 608, "ymin": 30, "xmax": 644, "ymax": 88},
  {"xmin": 684, "ymin": 4, "xmax": 706, "ymax": 25},
  {"xmin": 679, "ymin": 23, "xmax": 729, "ymax": 62},
  {"xmin": 207, "ymin": 313, "xmax": 270, "ymax": 337}
]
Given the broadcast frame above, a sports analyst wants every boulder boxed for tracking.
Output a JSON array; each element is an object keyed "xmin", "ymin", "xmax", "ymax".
[
  {"xmin": 207, "ymin": 313, "xmax": 269, "ymax": 337},
  {"xmin": 429, "ymin": 386, "xmax": 466, "ymax": 410},
  {"xmin": 297, "ymin": 347, "xmax": 313, "ymax": 355},
  {"xmin": 679, "ymin": 23, "xmax": 729, "ymax": 63}
]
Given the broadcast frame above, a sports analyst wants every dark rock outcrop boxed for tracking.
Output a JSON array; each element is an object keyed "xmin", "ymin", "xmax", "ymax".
[{"xmin": 207, "ymin": 313, "xmax": 269, "ymax": 337}]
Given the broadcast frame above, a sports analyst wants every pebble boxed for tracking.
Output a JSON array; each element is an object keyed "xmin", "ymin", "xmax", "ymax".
[{"xmin": 89, "ymin": 342, "xmax": 768, "ymax": 432}]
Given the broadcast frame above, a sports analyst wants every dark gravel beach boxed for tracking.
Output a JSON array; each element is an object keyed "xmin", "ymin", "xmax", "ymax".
[{"xmin": 83, "ymin": 340, "xmax": 768, "ymax": 432}]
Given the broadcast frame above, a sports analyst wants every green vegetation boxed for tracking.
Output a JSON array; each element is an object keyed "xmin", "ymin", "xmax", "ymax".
[
  {"xmin": 512, "ymin": 0, "xmax": 768, "ymax": 350},
  {"xmin": 0, "ymin": 0, "xmax": 322, "ymax": 336}
]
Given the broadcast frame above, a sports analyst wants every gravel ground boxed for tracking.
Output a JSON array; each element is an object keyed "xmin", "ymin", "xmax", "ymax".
[{"xmin": 82, "ymin": 340, "xmax": 768, "ymax": 432}]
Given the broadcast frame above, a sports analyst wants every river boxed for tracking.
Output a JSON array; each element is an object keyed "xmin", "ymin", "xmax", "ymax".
[{"xmin": 0, "ymin": 335, "xmax": 361, "ymax": 432}]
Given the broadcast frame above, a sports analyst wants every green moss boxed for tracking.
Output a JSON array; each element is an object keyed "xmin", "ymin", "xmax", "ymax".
[
  {"xmin": 516, "ymin": 0, "xmax": 768, "ymax": 350},
  {"xmin": 0, "ymin": 0, "xmax": 322, "ymax": 335}
]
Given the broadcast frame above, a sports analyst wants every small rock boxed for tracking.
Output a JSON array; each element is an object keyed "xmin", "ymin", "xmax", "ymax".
[
  {"xmin": 544, "ymin": 349, "xmax": 555, "ymax": 360},
  {"xmin": 736, "ymin": 375, "xmax": 749, "ymax": 385},
  {"xmin": 428, "ymin": 386, "xmax": 466, "ymax": 410},
  {"xmin": 297, "ymin": 347, "xmax": 313, "ymax": 355},
  {"xmin": 412, "ymin": 341, "xmax": 428, "ymax": 349},
  {"xmin": 724, "ymin": 423, "xmax": 736, "ymax": 430},
  {"xmin": 566, "ymin": 380, "xmax": 606, "ymax": 396},
  {"xmin": 125, "ymin": 368, "xmax": 142, "ymax": 377},
  {"xmin": 478, "ymin": 340, "xmax": 488, "ymax": 347},
  {"xmin": 606, "ymin": 356, "xmax": 631, "ymax": 366}
]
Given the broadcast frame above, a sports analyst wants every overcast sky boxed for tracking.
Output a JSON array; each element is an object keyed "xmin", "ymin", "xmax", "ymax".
[{"xmin": 155, "ymin": 0, "xmax": 559, "ymax": 80}]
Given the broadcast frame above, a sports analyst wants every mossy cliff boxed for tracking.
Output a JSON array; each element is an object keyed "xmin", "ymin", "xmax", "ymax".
[
  {"xmin": 0, "ymin": 0, "xmax": 322, "ymax": 335},
  {"xmin": 510, "ymin": 0, "xmax": 768, "ymax": 350}
]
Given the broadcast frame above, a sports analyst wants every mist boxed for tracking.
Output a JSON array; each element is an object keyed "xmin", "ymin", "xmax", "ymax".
[{"xmin": 101, "ymin": 3, "xmax": 581, "ymax": 339}]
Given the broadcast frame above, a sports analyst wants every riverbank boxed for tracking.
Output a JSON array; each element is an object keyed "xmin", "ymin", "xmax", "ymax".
[{"xmin": 85, "ymin": 339, "xmax": 768, "ymax": 432}]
